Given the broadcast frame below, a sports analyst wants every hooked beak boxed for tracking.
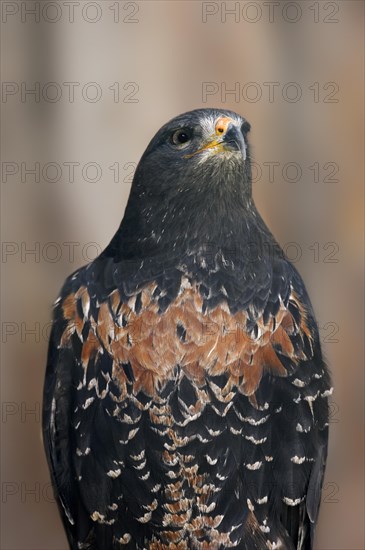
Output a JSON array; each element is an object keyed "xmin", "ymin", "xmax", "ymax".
[
  {"xmin": 222, "ymin": 124, "xmax": 247, "ymax": 159},
  {"xmin": 185, "ymin": 116, "xmax": 246, "ymax": 160}
]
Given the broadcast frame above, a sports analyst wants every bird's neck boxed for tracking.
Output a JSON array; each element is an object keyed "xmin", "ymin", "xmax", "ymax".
[
  {"xmin": 111, "ymin": 160, "xmax": 261, "ymax": 262},
  {"xmin": 107, "ymin": 198, "xmax": 273, "ymax": 272}
]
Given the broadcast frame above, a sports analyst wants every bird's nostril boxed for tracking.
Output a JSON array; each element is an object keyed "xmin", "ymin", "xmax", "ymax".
[{"xmin": 215, "ymin": 116, "xmax": 232, "ymax": 136}]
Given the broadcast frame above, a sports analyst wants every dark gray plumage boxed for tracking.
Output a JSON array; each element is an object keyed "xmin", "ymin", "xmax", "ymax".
[{"xmin": 43, "ymin": 109, "xmax": 331, "ymax": 549}]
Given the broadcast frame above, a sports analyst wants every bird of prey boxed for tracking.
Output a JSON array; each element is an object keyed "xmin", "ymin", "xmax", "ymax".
[{"xmin": 43, "ymin": 108, "xmax": 332, "ymax": 550}]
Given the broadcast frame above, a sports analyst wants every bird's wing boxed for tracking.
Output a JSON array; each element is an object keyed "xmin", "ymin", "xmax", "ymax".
[
  {"xmin": 258, "ymin": 261, "xmax": 330, "ymax": 550},
  {"xmin": 43, "ymin": 274, "xmax": 99, "ymax": 549}
]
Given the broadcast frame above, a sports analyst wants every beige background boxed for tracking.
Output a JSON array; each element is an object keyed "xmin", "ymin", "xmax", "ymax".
[{"xmin": 1, "ymin": 1, "xmax": 364, "ymax": 548}]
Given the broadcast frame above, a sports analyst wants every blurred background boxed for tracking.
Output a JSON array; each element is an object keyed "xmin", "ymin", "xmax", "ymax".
[{"xmin": 1, "ymin": 1, "xmax": 364, "ymax": 548}]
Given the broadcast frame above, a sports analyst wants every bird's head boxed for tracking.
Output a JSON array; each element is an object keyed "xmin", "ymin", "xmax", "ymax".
[
  {"xmin": 131, "ymin": 108, "xmax": 252, "ymax": 201},
  {"xmin": 141, "ymin": 108, "xmax": 250, "ymax": 165},
  {"xmin": 118, "ymin": 109, "xmax": 254, "ymax": 258}
]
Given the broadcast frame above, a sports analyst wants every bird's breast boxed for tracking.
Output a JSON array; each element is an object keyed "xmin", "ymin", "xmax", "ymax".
[{"xmin": 61, "ymin": 275, "xmax": 313, "ymax": 400}]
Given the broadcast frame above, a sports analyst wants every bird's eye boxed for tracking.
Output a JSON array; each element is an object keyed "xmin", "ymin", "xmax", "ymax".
[{"xmin": 171, "ymin": 128, "xmax": 192, "ymax": 148}]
